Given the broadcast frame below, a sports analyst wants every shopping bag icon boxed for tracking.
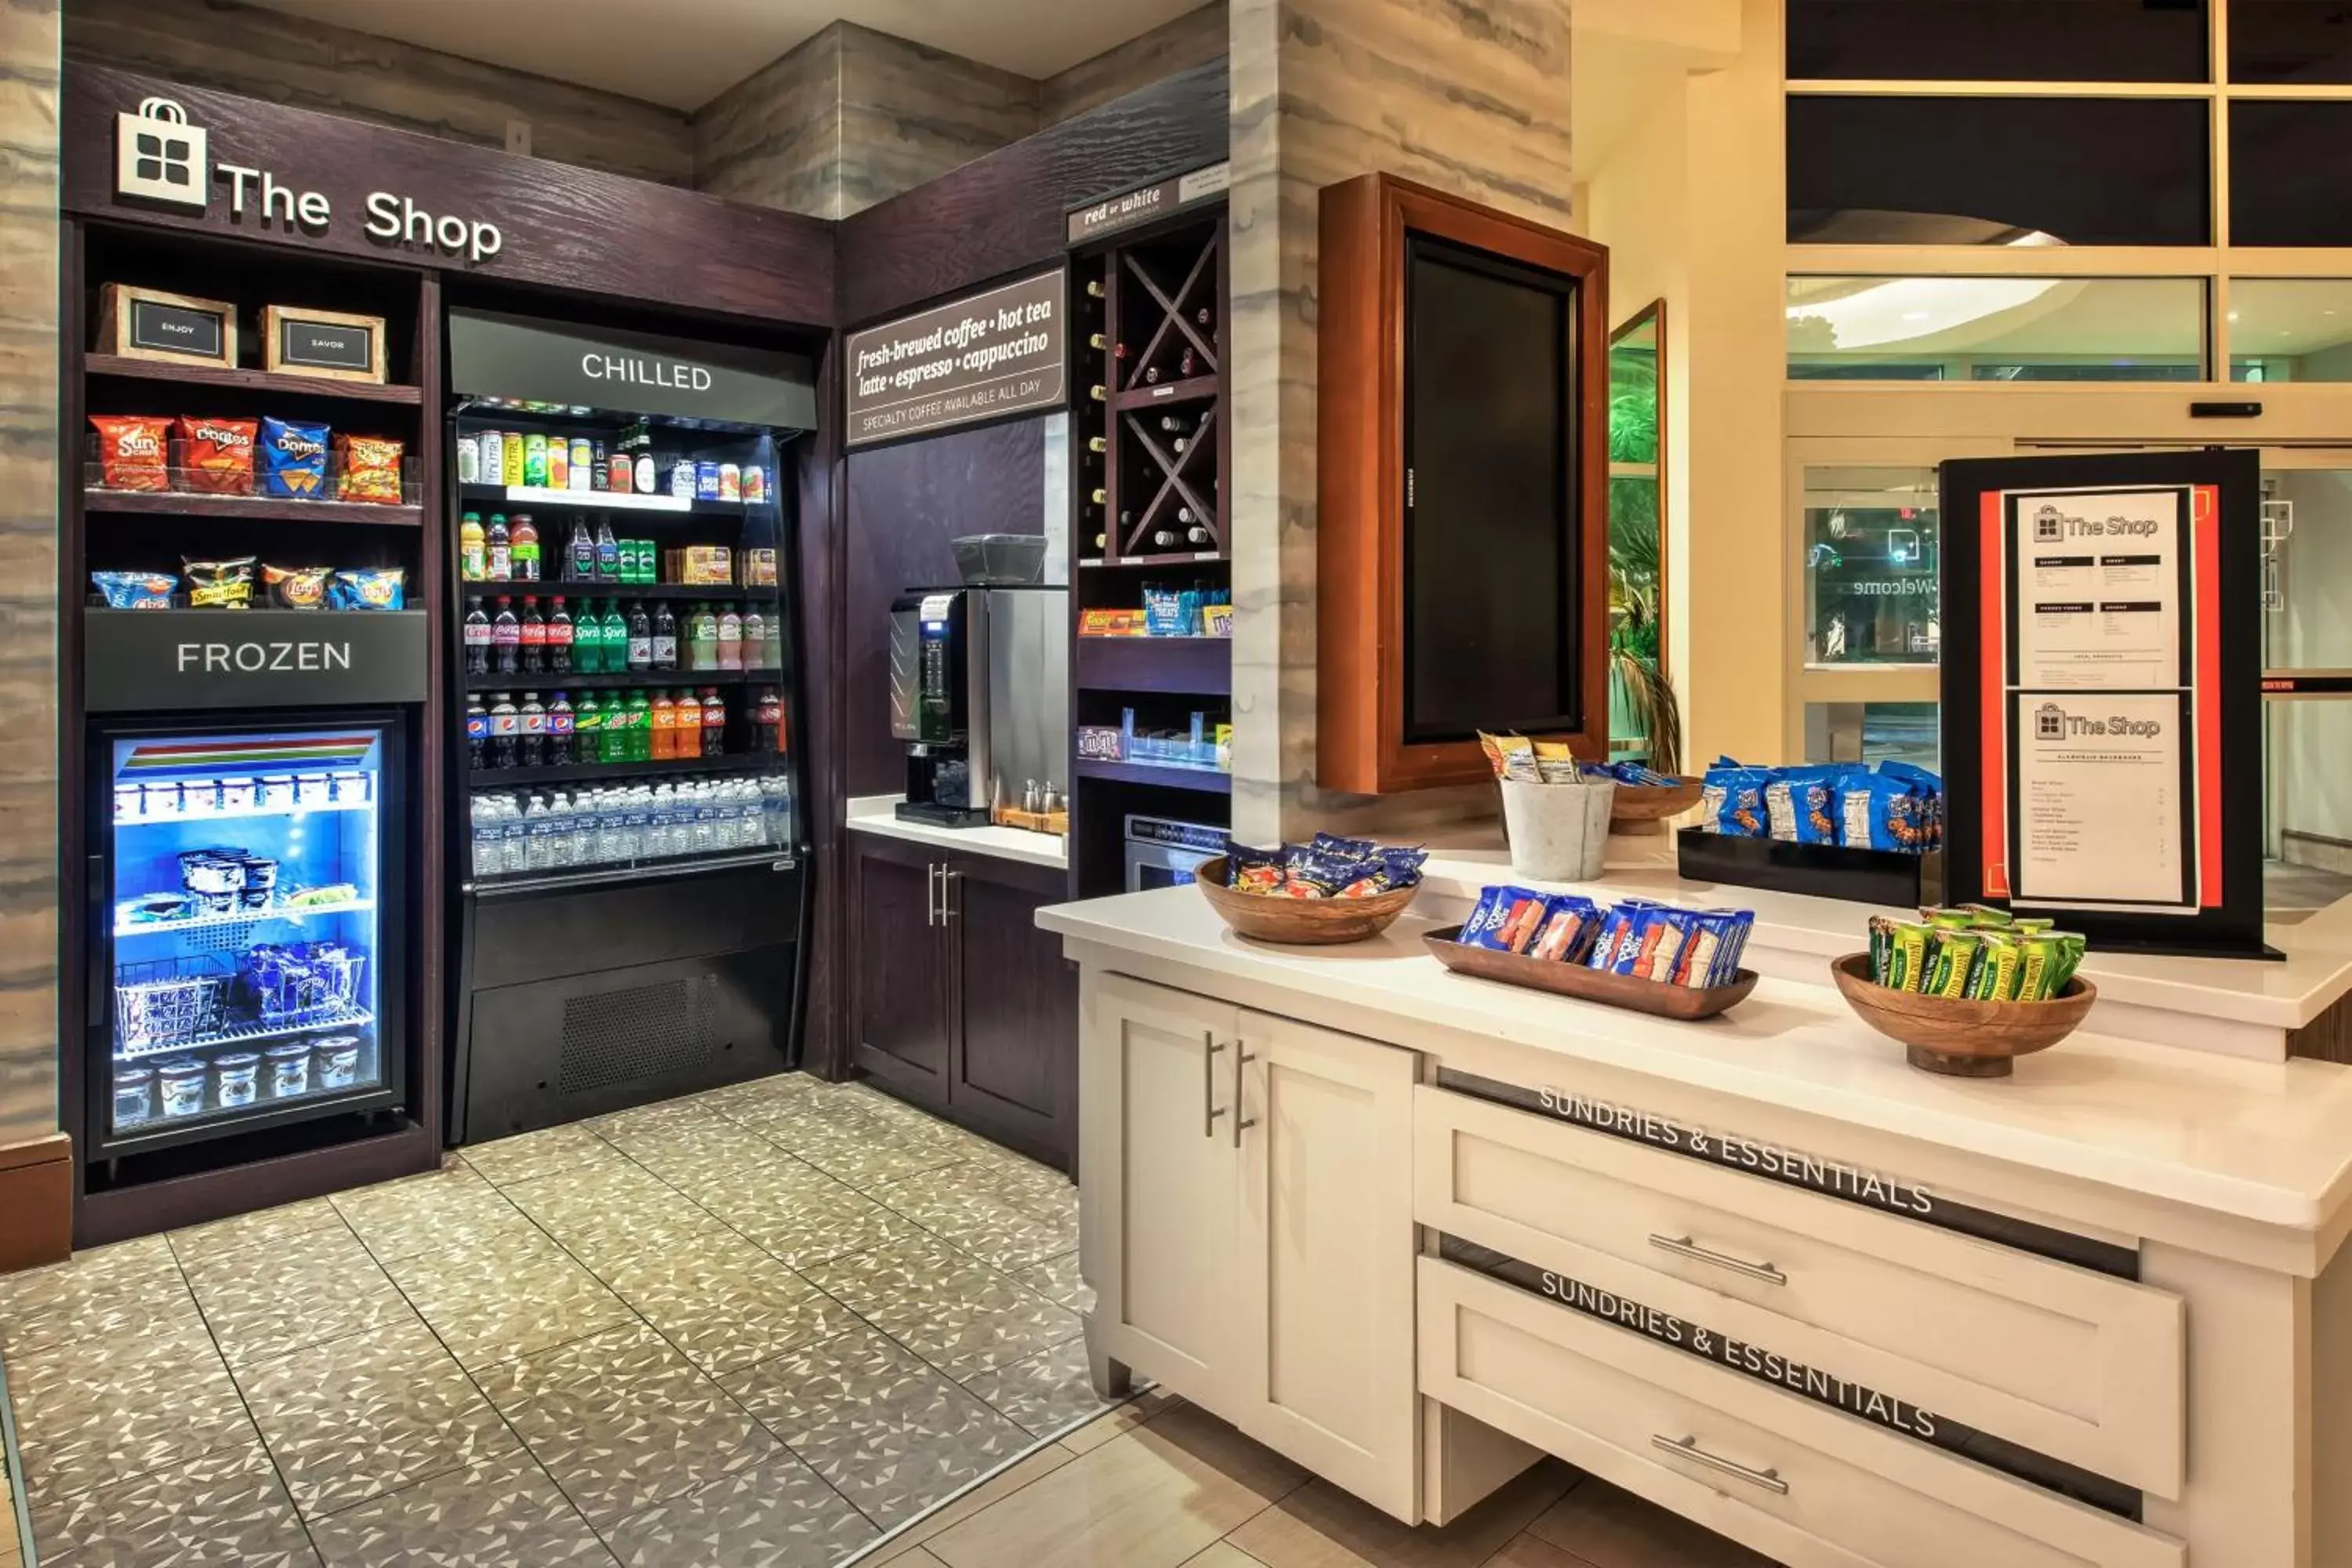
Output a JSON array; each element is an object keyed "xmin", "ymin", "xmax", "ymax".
[{"xmin": 115, "ymin": 98, "xmax": 207, "ymax": 209}]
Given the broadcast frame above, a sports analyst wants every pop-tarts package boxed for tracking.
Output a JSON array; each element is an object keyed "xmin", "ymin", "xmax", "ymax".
[
  {"xmin": 1529, "ymin": 895, "xmax": 1602, "ymax": 962},
  {"xmin": 1468, "ymin": 887, "xmax": 1552, "ymax": 954},
  {"xmin": 1627, "ymin": 907, "xmax": 1693, "ymax": 982},
  {"xmin": 1587, "ymin": 900, "xmax": 1661, "ymax": 972}
]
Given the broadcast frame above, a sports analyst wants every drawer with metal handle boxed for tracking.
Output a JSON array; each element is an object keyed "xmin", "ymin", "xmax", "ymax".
[
  {"xmin": 1417, "ymin": 1258, "xmax": 2184, "ymax": 1568},
  {"xmin": 1414, "ymin": 1086, "xmax": 2185, "ymax": 1498}
]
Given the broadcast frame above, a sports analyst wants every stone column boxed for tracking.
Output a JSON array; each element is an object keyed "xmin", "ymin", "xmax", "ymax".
[
  {"xmin": 1226, "ymin": 0, "xmax": 1577, "ymax": 844},
  {"xmin": 0, "ymin": 0, "xmax": 64, "ymax": 1262}
]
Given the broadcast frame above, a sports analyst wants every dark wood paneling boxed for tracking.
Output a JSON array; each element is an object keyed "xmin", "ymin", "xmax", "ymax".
[
  {"xmin": 795, "ymin": 343, "xmax": 849, "ymax": 1079},
  {"xmin": 837, "ymin": 61, "xmax": 1227, "ymax": 326},
  {"xmin": 949, "ymin": 856, "xmax": 1077, "ymax": 1171},
  {"xmin": 849, "ymin": 835, "xmax": 951, "ymax": 1097},
  {"xmin": 0, "ymin": 1135, "xmax": 73, "ymax": 1274},
  {"xmin": 65, "ymin": 66, "xmax": 833, "ymax": 326},
  {"xmin": 843, "ymin": 419, "xmax": 1047, "ymax": 798}
]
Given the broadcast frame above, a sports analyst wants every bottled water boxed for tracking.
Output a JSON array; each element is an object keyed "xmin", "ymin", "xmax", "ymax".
[{"xmin": 524, "ymin": 794, "xmax": 555, "ymax": 871}]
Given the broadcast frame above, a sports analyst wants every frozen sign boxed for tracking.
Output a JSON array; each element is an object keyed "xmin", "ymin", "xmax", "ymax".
[{"xmin": 844, "ymin": 269, "xmax": 1068, "ymax": 447}]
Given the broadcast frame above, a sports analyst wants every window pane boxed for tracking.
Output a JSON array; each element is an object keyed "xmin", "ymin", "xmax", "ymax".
[
  {"xmin": 2229, "ymin": 280, "xmax": 2352, "ymax": 381},
  {"xmin": 1789, "ymin": 0, "xmax": 2207, "ymax": 82},
  {"xmin": 1788, "ymin": 96, "xmax": 2210, "ymax": 245},
  {"xmin": 1788, "ymin": 276, "xmax": 2205, "ymax": 380},
  {"xmin": 1802, "ymin": 466, "xmax": 1940, "ymax": 667},
  {"xmin": 2231, "ymin": 102, "xmax": 2352, "ymax": 246},
  {"xmin": 2231, "ymin": 0, "xmax": 2352, "ymax": 84},
  {"xmin": 1805, "ymin": 702, "xmax": 1943, "ymax": 771}
]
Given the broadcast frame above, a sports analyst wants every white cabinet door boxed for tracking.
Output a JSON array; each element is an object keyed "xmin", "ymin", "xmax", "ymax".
[
  {"xmin": 1231, "ymin": 1008, "xmax": 1420, "ymax": 1522},
  {"xmin": 1080, "ymin": 971, "xmax": 1242, "ymax": 1405}
]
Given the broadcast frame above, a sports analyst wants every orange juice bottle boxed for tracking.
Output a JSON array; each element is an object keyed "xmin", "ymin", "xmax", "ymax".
[{"xmin": 650, "ymin": 691, "xmax": 677, "ymax": 760}]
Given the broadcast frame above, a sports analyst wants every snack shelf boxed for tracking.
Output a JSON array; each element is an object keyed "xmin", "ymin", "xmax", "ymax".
[
  {"xmin": 462, "ymin": 666, "xmax": 781, "ymax": 693},
  {"xmin": 1109, "ymin": 375, "xmax": 1220, "ymax": 412},
  {"xmin": 1075, "ymin": 635, "xmax": 1232, "ymax": 695},
  {"xmin": 459, "ymin": 483, "xmax": 746, "ymax": 516},
  {"xmin": 85, "ymin": 355, "xmax": 425, "ymax": 406},
  {"xmin": 117, "ymin": 1006, "xmax": 376, "ymax": 1062},
  {"xmin": 458, "ymin": 580, "xmax": 768, "ymax": 601},
  {"xmin": 467, "ymin": 753, "xmax": 782, "ymax": 788},
  {"xmin": 1074, "ymin": 757, "xmax": 1232, "ymax": 793},
  {"xmin": 115, "ymin": 898, "xmax": 373, "ymax": 940},
  {"xmin": 83, "ymin": 489, "xmax": 423, "ymax": 524}
]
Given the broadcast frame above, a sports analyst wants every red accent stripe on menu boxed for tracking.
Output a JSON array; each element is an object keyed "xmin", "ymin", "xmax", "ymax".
[
  {"xmin": 2194, "ymin": 484, "xmax": 2223, "ymax": 907},
  {"xmin": 1982, "ymin": 491, "xmax": 2008, "ymax": 898}
]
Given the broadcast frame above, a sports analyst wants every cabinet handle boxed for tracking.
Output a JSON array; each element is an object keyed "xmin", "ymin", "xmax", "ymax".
[
  {"xmin": 925, "ymin": 862, "xmax": 942, "ymax": 927},
  {"xmin": 1650, "ymin": 1434, "xmax": 1788, "ymax": 1495},
  {"xmin": 1647, "ymin": 1232, "xmax": 1787, "ymax": 1287},
  {"xmin": 1232, "ymin": 1048, "xmax": 1258, "ymax": 1147},
  {"xmin": 942, "ymin": 869, "xmax": 960, "ymax": 921},
  {"xmin": 1202, "ymin": 1032, "xmax": 1227, "ymax": 1138}
]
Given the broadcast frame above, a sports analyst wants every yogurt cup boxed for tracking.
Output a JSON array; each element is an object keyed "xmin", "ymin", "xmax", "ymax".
[
  {"xmin": 213, "ymin": 1052, "xmax": 261, "ymax": 1109},
  {"xmin": 157, "ymin": 1058, "xmax": 208, "ymax": 1118},
  {"xmin": 265, "ymin": 1041, "xmax": 311, "ymax": 1098},
  {"xmin": 313, "ymin": 1036, "xmax": 363, "ymax": 1091},
  {"xmin": 113, "ymin": 1065, "xmax": 155, "ymax": 1126}
]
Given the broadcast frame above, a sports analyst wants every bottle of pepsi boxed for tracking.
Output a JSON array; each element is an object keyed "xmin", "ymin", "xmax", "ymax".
[
  {"xmin": 546, "ymin": 692, "xmax": 575, "ymax": 768},
  {"xmin": 488, "ymin": 693, "xmax": 518, "ymax": 769},
  {"xmin": 466, "ymin": 698, "xmax": 490, "ymax": 769},
  {"xmin": 517, "ymin": 692, "xmax": 546, "ymax": 768}
]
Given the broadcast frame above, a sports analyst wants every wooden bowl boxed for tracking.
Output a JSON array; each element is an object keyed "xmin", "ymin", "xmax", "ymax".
[
  {"xmin": 1829, "ymin": 953, "xmax": 2096, "ymax": 1077},
  {"xmin": 1192, "ymin": 855, "xmax": 1421, "ymax": 946},
  {"xmin": 1609, "ymin": 776, "xmax": 1705, "ymax": 835}
]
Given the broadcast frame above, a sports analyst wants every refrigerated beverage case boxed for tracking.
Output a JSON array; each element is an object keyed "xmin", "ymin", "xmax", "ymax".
[
  {"xmin": 463, "ymin": 597, "xmax": 491, "ymax": 675},
  {"xmin": 487, "ymin": 514, "xmax": 511, "ymax": 581},
  {"xmin": 626, "ymin": 604, "xmax": 652, "ymax": 672},
  {"xmin": 753, "ymin": 688, "xmax": 781, "ymax": 755},
  {"xmin": 626, "ymin": 691, "xmax": 653, "ymax": 762},
  {"xmin": 519, "ymin": 598, "xmax": 546, "ymax": 673},
  {"xmin": 574, "ymin": 694, "xmax": 603, "ymax": 761},
  {"xmin": 652, "ymin": 603, "xmax": 678, "ymax": 670},
  {"xmin": 601, "ymin": 604, "xmax": 628, "ymax": 676},
  {"xmin": 688, "ymin": 604, "xmax": 718, "ymax": 671},
  {"xmin": 567, "ymin": 518, "xmax": 593, "ymax": 581},
  {"xmin": 594, "ymin": 521, "xmax": 620, "ymax": 581},
  {"xmin": 492, "ymin": 598, "xmax": 520, "ymax": 676},
  {"xmin": 547, "ymin": 692, "xmax": 575, "ymax": 768},
  {"xmin": 547, "ymin": 597, "xmax": 573, "ymax": 674},
  {"xmin": 489, "ymin": 694, "xmax": 518, "ymax": 768},
  {"xmin": 460, "ymin": 513, "xmax": 487, "ymax": 581},
  {"xmin": 650, "ymin": 691, "xmax": 677, "ymax": 760},
  {"xmin": 510, "ymin": 514, "xmax": 540, "ymax": 582},
  {"xmin": 518, "ymin": 692, "xmax": 546, "ymax": 768},
  {"xmin": 466, "ymin": 698, "xmax": 490, "ymax": 768},
  {"xmin": 699, "ymin": 687, "xmax": 726, "ymax": 757},
  {"xmin": 717, "ymin": 608, "xmax": 743, "ymax": 672}
]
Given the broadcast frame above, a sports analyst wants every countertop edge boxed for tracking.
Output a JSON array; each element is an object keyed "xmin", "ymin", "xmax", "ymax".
[{"xmin": 846, "ymin": 795, "xmax": 1069, "ymax": 870}]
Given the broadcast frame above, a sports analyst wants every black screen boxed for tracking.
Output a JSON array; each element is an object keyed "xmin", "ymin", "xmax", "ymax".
[{"xmin": 1402, "ymin": 234, "xmax": 1577, "ymax": 744}]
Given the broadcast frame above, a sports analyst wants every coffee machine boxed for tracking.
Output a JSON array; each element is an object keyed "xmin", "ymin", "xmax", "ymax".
[{"xmin": 890, "ymin": 585, "xmax": 1067, "ymax": 827}]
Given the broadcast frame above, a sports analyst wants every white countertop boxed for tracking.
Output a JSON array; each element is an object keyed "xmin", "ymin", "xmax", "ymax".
[
  {"xmin": 846, "ymin": 795, "xmax": 1069, "ymax": 870},
  {"xmin": 1037, "ymin": 885, "xmax": 2352, "ymax": 1233},
  {"xmin": 1403, "ymin": 830, "xmax": 2352, "ymax": 1036}
]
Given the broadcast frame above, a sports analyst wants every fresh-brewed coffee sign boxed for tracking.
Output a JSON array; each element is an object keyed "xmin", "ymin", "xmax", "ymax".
[
  {"xmin": 448, "ymin": 310, "xmax": 817, "ymax": 429},
  {"xmin": 85, "ymin": 610, "xmax": 430, "ymax": 713},
  {"xmin": 1067, "ymin": 161, "xmax": 1231, "ymax": 245},
  {"xmin": 845, "ymin": 269, "xmax": 1067, "ymax": 448}
]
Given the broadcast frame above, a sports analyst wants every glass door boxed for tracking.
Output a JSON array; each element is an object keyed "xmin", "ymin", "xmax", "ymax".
[{"xmin": 97, "ymin": 720, "xmax": 401, "ymax": 1156}]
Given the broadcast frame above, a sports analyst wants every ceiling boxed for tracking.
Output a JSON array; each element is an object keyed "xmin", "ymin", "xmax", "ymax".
[{"xmin": 248, "ymin": 0, "xmax": 1217, "ymax": 111}]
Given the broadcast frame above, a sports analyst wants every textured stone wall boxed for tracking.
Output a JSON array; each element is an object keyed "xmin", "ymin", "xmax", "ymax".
[
  {"xmin": 64, "ymin": 0, "xmax": 694, "ymax": 184},
  {"xmin": 1040, "ymin": 1, "xmax": 1228, "ymax": 125},
  {"xmin": 691, "ymin": 25, "xmax": 840, "ymax": 215},
  {"xmin": 1226, "ymin": 0, "xmax": 1575, "ymax": 843},
  {"xmin": 0, "ymin": 0, "xmax": 59, "ymax": 1145}
]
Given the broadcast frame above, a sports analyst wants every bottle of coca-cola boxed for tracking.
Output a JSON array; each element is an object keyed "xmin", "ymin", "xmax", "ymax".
[{"xmin": 753, "ymin": 687, "xmax": 782, "ymax": 755}]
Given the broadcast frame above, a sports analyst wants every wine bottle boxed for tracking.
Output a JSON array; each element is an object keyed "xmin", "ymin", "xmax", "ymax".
[
  {"xmin": 1090, "ymin": 487, "xmax": 1109, "ymax": 505},
  {"xmin": 1160, "ymin": 416, "xmax": 1182, "ymax": 433},
  {"xmin": 1172, "ymin": 436, "xmax": 1189, "ymax": 455},
  {"xmin": 1186, "ymin": 524, "xmax": 1211, "ymax": 546},
  {"xmin": 1143, "ymin": 365, "xmax": 1160, "ymax": 384},
  {"xmin": 1152, "ymin": 528, "xmax": 1176, "ymax": 548},
  {"xmin": 1088, "ymin": 332, "xmax": 1109, "ymax": 350},
  {"xmin": 1195, "ymin": 306, "xmax": 1213, "ymax": 327},
  {"xmin": 1087, "ymin": 279, "xmax": 1105, "ymax": 299},
  {"xmin": 1089, "ymin": 385, "xmax": 1108, "ymax": 402},
  {"xmin": 1087, "ymin": 436, "xmax": 1107, "ymax": 454},
  {"xmin": 1093, "ymin": 532, "xmax": 1107, "ymax": 550},
  {"xmin": 1180, "ymin": 348, "xmax": 1196, "ymax": 377},
  {"xmin": 1178, "ymin": 506, "xmax": 1194, "ymax": 524}
]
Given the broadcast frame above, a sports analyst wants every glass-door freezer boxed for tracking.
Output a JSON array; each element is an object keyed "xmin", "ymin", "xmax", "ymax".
[{"xmin": 91, "ymin": 717, "xmax": 405, "ymax": 1158}]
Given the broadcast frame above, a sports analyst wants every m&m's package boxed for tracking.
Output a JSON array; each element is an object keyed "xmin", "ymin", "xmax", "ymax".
[
  {"xmin": 90, "ymin": 416, "xmax": 172, "ymax": 492},
  {"xmin": 333, "ymin": 434, "xmax": 405, "ymax": 505},
  {"xmin": 260, "ymin": 417, "xmax": 330, "ymax": 499},
  {"xmin": 176, "ymin": 416, "xmax": 256, "ymax": 495}
]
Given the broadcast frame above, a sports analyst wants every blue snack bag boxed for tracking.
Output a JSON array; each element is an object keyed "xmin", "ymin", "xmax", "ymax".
[
  {"xmin": 1716, "ymin": 769, "xmax": 1769, "ymax": 837},
  {"xmin": 259, "ymin": 417, "xmax": 330, "ymax": 499}
]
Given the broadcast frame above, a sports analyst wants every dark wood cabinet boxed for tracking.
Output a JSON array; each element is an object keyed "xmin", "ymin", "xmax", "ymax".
[{"xmin": 849, "ymin": 834, "xmax": 1076, "ymax": 1171}]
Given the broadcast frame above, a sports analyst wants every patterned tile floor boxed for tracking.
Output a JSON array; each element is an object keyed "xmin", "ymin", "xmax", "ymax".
[{"xmin": 0, "ymin": 1074, "xmax": 1104, "ymax": 1568}]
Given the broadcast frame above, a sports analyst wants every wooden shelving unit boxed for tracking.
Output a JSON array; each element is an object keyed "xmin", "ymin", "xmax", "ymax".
[
  {"xmin": 84, "ymin": 490, "xmax": 422, "ymax": 525},
  {"xmin": 86, "ymin": 354, "xmax": 426, "ymax": 405},
  {"xmin": 1066, "ymin": 204, "xmax": 1235, "ymax": 899}
]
